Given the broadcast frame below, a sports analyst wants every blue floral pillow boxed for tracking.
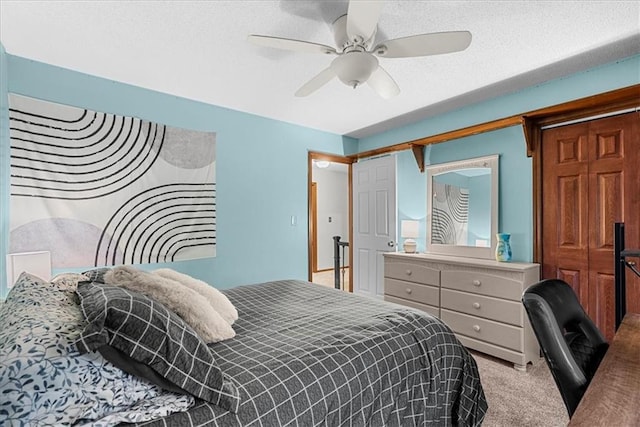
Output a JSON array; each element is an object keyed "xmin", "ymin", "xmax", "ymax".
[{"xmin": 0, "ymin": 273, "xmax": 194, "ymax": 426}]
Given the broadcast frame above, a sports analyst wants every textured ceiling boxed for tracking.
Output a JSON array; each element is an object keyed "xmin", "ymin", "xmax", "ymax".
[{"xmin": 1, "ymin": 1, "xmax": 639, "ymax": 138}]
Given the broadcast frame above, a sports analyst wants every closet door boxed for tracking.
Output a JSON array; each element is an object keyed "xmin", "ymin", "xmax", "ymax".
[{"xmin": 541, "ymin": 112, "xmax": 639, "ymax": 340}]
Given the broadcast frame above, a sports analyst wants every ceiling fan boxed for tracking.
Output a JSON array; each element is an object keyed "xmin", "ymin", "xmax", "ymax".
[{"xmin": 247, "ymin": 1, "xmax": 472, "ymax": 99}]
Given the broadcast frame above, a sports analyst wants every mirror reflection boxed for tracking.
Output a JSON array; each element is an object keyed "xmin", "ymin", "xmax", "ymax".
[
  {"xmin": 426, "ymin": 154, "xmax": 499, "ymax": 260},
  {"xmin": 431, "ymin": 168, "xmax": 491, "ymax": 247}
]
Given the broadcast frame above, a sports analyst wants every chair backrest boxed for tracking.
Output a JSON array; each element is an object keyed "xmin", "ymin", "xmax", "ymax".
[{"xmin": 522, "ymin": 279, "xmax": 608, "ymax": 418}]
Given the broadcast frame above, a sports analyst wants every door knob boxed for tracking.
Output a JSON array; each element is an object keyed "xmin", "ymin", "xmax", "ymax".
[{"xmin": 387, "ymin": 241, "xmax": 395, "ymax": 247}]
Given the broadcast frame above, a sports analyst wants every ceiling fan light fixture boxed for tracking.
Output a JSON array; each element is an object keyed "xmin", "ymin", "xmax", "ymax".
[
  {"xmin": 331, "ymin": 52, "xmax": 378, "ymax": 88},
  {"xmin": 248, "ymin": 0, "xmax": 471, "ymax": 98}
]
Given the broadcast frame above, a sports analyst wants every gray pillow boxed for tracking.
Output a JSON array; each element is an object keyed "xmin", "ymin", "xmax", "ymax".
[
  {"xmin": 82, "ymin": 267, "xmax": 112, "ymax": 283},
  {"xmin": 75, "ymin": 281, "xmax": 240, "ymax": 412},
  {"xmin": 97, "ymin": 345, "xmax": 188, "ymax": 395}
]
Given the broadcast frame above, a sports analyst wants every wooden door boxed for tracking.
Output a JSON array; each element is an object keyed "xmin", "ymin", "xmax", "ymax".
[{"xmin": 541, "ymin": 112, "xmax": 639, "ymax": 340}]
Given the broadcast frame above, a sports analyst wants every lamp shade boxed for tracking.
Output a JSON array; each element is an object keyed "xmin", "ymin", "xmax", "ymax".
[{"xmin": 401, "ymin": 220, "xmax": 419, "ymax": 239}]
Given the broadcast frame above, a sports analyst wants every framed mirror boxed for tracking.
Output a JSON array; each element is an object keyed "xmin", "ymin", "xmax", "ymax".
[{"xmin": 426, "ymin": 154, "xmax": 499, "ymax": 259}]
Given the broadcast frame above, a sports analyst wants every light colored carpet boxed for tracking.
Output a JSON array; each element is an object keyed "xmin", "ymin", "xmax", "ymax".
[
  {"xmin": 472, "ymin": 351, "xmax": 569, "ymax": 427},
  {"xmin": 312, "ymin": 268, "xmax": 349, "ymax": 290}
]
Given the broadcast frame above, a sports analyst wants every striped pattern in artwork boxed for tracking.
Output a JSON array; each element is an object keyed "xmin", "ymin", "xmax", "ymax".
[
  {"xmin": 95, "ymin": 184, "xmax": 216, "ymax": 265},
  {"xmin": 8, "ymin": 94, "xmax": 217, "ymax": 268}
]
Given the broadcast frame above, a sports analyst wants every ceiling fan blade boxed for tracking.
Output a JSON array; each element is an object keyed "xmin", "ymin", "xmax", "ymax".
[
  {"xmin": 247, "ymin": 35, "xmax": 336, "ymax": 55},
  {"xmin": 373, "ymin": 31, "xmax": 472, "ymax": 58},
  {"xmin": 346, "ymin": 0, "xmax": 385, "ymax": 42},
  {"xmin": 295, "ymin": 67, "xmax": 336, "ymax": 97},
  {"xmin": 367, "ymin": 65, "xmax": 400, "ymax": 99}
]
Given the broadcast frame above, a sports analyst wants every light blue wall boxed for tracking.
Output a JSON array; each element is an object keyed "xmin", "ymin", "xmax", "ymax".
[
  {"xmin": 395, "ymin": 126, "xmax": 532, "ymax": 261},
  {"xmin": 370, "ymin": 54, "xmax": 640, "ymax": 262},
  {"xmin": 1, "ymin": 47, "xmax": 637, "ymax": 296},
  {"xmin": 360, "ymin": 55, "xmax": 640, "ymax": 152},
  {"xmin": 0, "ymin": 51, "xmax": 355, "ymax": 297},
  {"xmin": 397, "ymin": 149, "xmax": 427, "ymax": 252}
]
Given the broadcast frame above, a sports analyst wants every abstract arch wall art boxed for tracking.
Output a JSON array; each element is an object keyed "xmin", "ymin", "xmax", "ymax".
[
  {"xmin": 431, "ymin": 181, "xmax": 469, "ymax": 246},
  {"xmin": 8, "ymin": 94, "xmax": 216, "ymax": 269}
]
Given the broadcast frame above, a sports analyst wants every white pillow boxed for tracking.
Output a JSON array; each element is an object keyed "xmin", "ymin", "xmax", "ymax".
[
  {"xmin": 104, "ymin": 266, "xmax": 235, "ymax": 343},
  {"xmin": 153, "ymin": 268, "xmax": 238, "ymax": 325}
]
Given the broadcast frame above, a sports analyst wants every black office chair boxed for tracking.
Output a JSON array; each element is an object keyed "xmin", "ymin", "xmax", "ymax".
[{"xmin": 522, "ymin": 279, "xmax": 609, "ymax": 418}]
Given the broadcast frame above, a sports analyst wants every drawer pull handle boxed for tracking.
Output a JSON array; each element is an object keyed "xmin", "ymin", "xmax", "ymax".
[
  {"xmin": 405, "ymin": 270, "xmax": 412, "ymax": 276},
  {"xmin": 473, "ymin": 325, "xmax": 481, "ymax": 332},
  {"xmin": 405, "ymin": 288, "xmax": 412, "ymax": 294},
  {"xmin": 472, "ymin": 302, "xmax": 481, "ymax": 309},
  {"xmin": 472, "ymin": 280, "xmax": 481, "ymax": 287}
]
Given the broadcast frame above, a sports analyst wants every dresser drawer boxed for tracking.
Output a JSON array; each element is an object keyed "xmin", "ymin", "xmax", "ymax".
[
  {"xmin": 384, "ymin": 295, "xmax": 440, "ymax": 318},
  {"xmin": 441, "ymin": 309, "xmax": 523, "ymax": 352},
  {"xmin": 441, "ymin": 270, "xmax": 523, "ymax": 300},
  {"xmin": 385, "ymin": 262, "xmax": 439, "ymax": 286},
  {"xmin": 441, "ymin": 289, "xmax": 523, "ymax": 326},
  {"xmin": 384, "ymin": 278, "xmax": 439, "ymax": 306}
]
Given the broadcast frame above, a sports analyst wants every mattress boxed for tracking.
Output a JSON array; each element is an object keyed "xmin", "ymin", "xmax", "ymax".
[{"xmin": 136, "ymin": 279, "xmax": 487, "ymax": 426}]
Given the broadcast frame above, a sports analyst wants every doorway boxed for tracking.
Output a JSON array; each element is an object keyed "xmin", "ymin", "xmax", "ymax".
[
  {"xmin": 308, "ymin": 152, "xmax": 353, "ymax": 291},
  {"xmin": 539, "ymin": 111, "xmax": 639, "ymax": 341}
]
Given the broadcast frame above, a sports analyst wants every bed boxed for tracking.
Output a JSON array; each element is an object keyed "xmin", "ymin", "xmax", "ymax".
[{"xmin": 0, "ymin": 270, "xmax": 487, "ymax": 426}]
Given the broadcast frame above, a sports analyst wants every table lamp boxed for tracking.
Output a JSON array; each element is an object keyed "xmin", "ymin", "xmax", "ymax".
[{"xmin": 401, "ymin": 220, "xmax": 419, "ymax": 253}]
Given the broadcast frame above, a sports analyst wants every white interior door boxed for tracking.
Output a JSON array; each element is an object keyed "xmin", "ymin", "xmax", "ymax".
[{"xmin": 352, "ymin": 155, "xmax": 397, "ymax": 297}]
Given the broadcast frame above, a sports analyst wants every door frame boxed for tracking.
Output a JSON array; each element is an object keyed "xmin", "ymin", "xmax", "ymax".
[
  {"xmin": 311, "ymin": 182, "xmax": 318, "ymax": 273},
  {"xmin": 307, "ymin": 151, "xmax": 354, "ymax": 291}
]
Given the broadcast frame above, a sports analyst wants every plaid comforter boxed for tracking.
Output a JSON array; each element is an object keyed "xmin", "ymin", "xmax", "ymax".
[{"xmin": 135, "ymin": 280, "xmax": 487, "ymax": 426}]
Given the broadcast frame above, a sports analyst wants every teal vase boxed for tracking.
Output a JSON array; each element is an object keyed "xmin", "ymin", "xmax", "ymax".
[{"xmin": 495, "ymin": 233, "xmax": 512, "ymax": 262}]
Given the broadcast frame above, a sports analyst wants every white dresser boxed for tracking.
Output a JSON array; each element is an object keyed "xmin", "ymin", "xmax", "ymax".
[{"xmin": 383, "ymin": 252, "xmax": 540, "ymax": 371}]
